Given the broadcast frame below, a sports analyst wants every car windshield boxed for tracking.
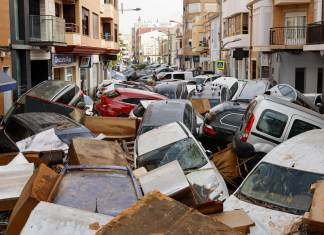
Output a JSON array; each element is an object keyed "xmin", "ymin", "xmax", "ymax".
[
  {"xmin": 237, "ymin": 82, "xmax": 267, "ymax": 101},
  {"xmin": 237, "ymin": 162, "xmax": 324, "ymax": 215},
  {"xmin": 137, "ymin": 138, "xmax": 208, "ymax": 172}
]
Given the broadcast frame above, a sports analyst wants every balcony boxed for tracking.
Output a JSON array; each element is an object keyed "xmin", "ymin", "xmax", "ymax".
[
  {"xmin": 29, "ymin": 15, "xmax": 66, "ymax": 46},
  {"xmin": 274, "ymin": 0, "xmax": 310, "ymax": 5},
  {"xmin": 270, "ymin": 27, "xmax": 306, "ymax": 49},
  {"xmin": 304, "ymin": 21, "xmax": 324, "ymax": 51}
]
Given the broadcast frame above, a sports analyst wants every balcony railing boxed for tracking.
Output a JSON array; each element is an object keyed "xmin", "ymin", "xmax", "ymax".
[
  {"xmin": 29, "ymin": 15, "xmax": 66, "ymax": 45},
  {"xmin": 65, "ymin": 23, "xmax": 80, "ymax": 33},
  {"xmin": 270, "ymin": 27, "xmax": 306, "ymax": 46},
  {"xmin": 306, "ymin": 21, "xmax": 324, "ymax": 44},
  {"xmin": 101, "ymin": 33, "xmax": 113, "ymax": 41}
]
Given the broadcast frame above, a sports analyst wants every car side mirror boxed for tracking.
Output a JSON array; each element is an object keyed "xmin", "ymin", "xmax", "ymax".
[{"xmin": 206, "ymin": 150, "xmax": 213, "ymax": 160}]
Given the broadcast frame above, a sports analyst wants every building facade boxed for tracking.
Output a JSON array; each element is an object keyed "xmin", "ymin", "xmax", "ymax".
[
  {"xmin": 0, "ymin": 0, "xmax": 13, "ymax": 115},
  {"xmin": 183, "ymin": 0, "xmax": 219, "ymax": 70},
  {"xmin": 221, "ymin": 0, "xmax": 250, "ymax": 79},
  {"xmin": 9, "ymin": 0, "xmax": 119, "ymax": 98}
]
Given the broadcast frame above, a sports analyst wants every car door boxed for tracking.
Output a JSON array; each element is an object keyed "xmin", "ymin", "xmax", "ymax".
[
  {"xmin": 248, "ymin": 107, "xmax": 290, "ymax": 151},
  {"xmin": 284, "ymin": 114, "xmax": 323, "ymax": 140}
]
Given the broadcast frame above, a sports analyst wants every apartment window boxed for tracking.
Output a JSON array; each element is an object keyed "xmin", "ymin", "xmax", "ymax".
[
  {"xmin": 318, "ymin": 68, "xmax": 323, "ymax": 93},
  {"xmin": 223, "ymin": 13, "xmax": 249, "ymax": 37},
  {"xmin": 188, "ymin": 3, "xmax": 201, "ymax": 14},
  {"xmin": 114, "ymin": 24, "xmax": 118, "ymax": 42},
  {"xmin": 205, "ymin": 3, "xmax": 218, "ymax": 13},
  {"xmin": 82, "ymin": 7, "xmax": 90, "ymax": 36},
  {"xmin": 114, "ymin": 0, "xmax": 118, "ymax": 9},
  {"xmin": 93, "ymin": 13, "xmax": 99, "ymax": 39}
]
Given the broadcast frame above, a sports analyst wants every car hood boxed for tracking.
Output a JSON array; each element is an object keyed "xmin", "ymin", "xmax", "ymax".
[
  {"xmin": 224, "ymin": 195, "xmax": 302, "ymax": 235},
  {"xmin": 186, "ymin": 162, "xmax": 229, "ymax": 202}
]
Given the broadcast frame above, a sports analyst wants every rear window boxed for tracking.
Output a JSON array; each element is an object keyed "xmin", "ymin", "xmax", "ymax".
[
  {"xmin": 237, "ymin": 82, "xmax": 267, "ymax": 101},
  {"xmin": 221, "ymin": 113, "xmax": 244, "ymax": 127},
  {"xmin": 288, "ymin": 119, "xmax": 320, "ymax": 139},
  {"xmin": 257, "ymin": 110, "xmax": 288, "ymax": 138}
]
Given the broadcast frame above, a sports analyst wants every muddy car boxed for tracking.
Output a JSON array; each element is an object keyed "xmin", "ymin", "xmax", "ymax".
[
  {"xmin": 224, "ymin": 129, "xmax": 324, "ymax": 234},
  {"xmin": 134, "ymin": 122, "xmax": 229, "ymax": 202}
]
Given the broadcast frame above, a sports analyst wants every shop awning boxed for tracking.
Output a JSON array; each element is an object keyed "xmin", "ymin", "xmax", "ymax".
[{"xmin": 0, "ymin": 71, "xmax": 16, "ymax": 92}]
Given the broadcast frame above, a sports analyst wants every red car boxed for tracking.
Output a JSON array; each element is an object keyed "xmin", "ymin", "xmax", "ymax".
[{"xmin": 95, "ymin": 88, "xmax": 167, "ymax": 117}]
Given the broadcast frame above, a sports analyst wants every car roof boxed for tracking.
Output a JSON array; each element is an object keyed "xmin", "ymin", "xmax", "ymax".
[
  {"xmin": 210, "ymin": 101, "xmax": 249, "ymax": 113},
  {"xmin": 115, "ymin": 87, "xmax": 166, "ymax": 98},
  {"xmin": 212, "ymin": 76, "xmax": 238, "ymax": 88},
  {"xmin": 261, "ymin": 129, "xmax": 324, "ymax": 174},
  {"xmin": 256, "ymin": 95, "xmax": 324, "ymax": 120},
  {"xmin": 11, "ymin": 112, "xmax": 80, "ymax": 133},
  {"xmin": 143, "ymin": 100, "xmax": 190, "ymax": 126},
  {"xmin": 137, "ymin": 122, "xmax": 188, "ymax": 156}
]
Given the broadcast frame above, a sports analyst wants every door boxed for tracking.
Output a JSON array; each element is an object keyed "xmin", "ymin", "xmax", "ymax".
[
  {"xmin": 295, "ymin": 68, "xmax": 305, "ymax": 93},
  {"xmin": 284, "ymin": 13, "xmax": 306, "ymax": 45}
]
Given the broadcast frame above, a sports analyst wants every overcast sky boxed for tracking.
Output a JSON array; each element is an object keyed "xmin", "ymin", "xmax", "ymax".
[{"xmin": 119, "ymin": 0, "xmax": 183, "ymax": 35}]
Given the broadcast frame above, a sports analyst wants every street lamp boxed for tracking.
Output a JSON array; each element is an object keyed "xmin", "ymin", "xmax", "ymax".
[
  {"xmin": 120, "ymin": 3, "xmax": 141, "ymax": 14},
  {"xmin": 169, "ymin": 20, "xmax": 183, "ymax": 25},
  {"xmin": 219, "ymin": 38, "xmax": 242, "ymax": 59}
]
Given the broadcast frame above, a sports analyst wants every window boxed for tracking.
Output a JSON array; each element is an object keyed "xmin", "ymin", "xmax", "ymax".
[
  {"xmin": 288, "ymin": 120, "xmax": 320, "ymax": 139},
  {"xmin": 82, "ymin": 7, "xmax": 89, "ymax": 36},
  {"xmin": 122, "ymin": 98, "xmax": 142, "ymax": 105},
  {"xmin": 174, "ymin": 74, "xmax": 185, "ymax": 80},
  {"xmin": 205, "ymin": 3, "xmax": 218, "ymax": 13},
  {"xmin": 93, "ymin": 13, "xmax": 99, "ymax": 39},
  {"xmin": 56, "ymin": 87, "xmax": 77, "ymax": 104},
  {"xmin": 164, "ymin": 74, "xmax": 172, "ymax": 79},
  {"xmin": 114, "ymin": 24, "xmax": 118, "ymax": 42},
  {"xmin": 257, "ymin": 110, "xmax": 288, "ymax": 138},
  {"xmin": 55, "ymin": 3, "xmax": 61, "ymax": 17},
  {"xmin": 223, "ymin": 13, "xmax": 249, "ymax": 37},
  {"xmin": 188, "ymin": 3, "xmax": 201, "ymax": 14},
  {"xmin": 65, "ymin": 67, "xmax": 73, "ymax": 82},
  {"xmin": 5, "ymin": 119, "xmax": 31, "ymax": 142},
  {"xmin": 114, "ymin": 0, "xmax": 118, "ymax": 9},
  {"xmin": 221, "ymin": 113, "xmax": 244, "ymax": 127}
]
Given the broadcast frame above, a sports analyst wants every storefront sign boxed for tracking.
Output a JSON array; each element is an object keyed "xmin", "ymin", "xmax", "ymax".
[
  {"xmin": 53, "ymin": 54, "xmax": 75, "ymax": 66},
  {"xmin": 80, "ymin": 56, "xmax": 92, "ymax": 68}
]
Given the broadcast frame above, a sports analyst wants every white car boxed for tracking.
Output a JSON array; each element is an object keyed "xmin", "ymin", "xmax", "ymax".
[
  {"xmin": 211, "ymin": 76, "xmax": 241, "ymax": 100},
  {"xmin": 134, "ymin": 122, "xmax": 229, "ymax": 202},
  {"xmin": 225, "ymin": 129, "xmax": 324, "ymax": 234}
]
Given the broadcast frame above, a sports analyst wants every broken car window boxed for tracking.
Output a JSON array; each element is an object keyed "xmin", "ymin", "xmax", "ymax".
[
  {"xmin": 137, "ymin": 138, "xmax": 208, "ymax": 172},
  {"xmin": 237, "ymin": 162, "xmax": 324, "ymax": 215}
]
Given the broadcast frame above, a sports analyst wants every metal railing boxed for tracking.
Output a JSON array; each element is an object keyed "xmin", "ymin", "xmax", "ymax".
[
  {"xmin": 101, "ymin": 32, "xmax": 113, "ymax": 41},
  {"xmin": 65, "ymin": 23, "xmax": 80, "ymax": 33},
  {"xmin": 306, "ymin": 21, "xmax": 324, "ymax": 44},
  {"xmin": 270, "ymin": 27, "xmax": 306, "ymax": 46},
  {"xmin": 29, "ymin": 15, "xmax": 65, "ymax": 44}
]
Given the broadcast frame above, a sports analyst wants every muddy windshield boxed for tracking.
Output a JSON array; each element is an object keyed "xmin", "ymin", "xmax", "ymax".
[
  {"xmin": 137, "ymin": 138, "xmax": 208, "ymax": 172},
  {"xmin": 237, "ymin": 162, "xmax": 324, "ymax": 215}
]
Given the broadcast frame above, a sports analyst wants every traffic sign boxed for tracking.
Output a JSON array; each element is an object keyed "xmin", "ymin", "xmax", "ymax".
[{"xmin": 216, "ymin": 60, "xmax": 225, "ymax": 70}]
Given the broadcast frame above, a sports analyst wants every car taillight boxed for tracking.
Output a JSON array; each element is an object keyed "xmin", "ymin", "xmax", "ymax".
[
  {"xmin": 242, "ymin": 114, "xmax": 255, "ymax": 142},
  {"xmin": 101, "ymin": 87, "xmax": 107, "ymax": 91},
  {"xmin": 203, "ymin": 124, "xmax": 217, "ymax": 136}
]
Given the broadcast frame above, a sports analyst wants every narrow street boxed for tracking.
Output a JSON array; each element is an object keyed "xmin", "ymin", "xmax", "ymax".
[{"xmin": 0, "ymin": 0, "xmax": 324, "ymax": 234}]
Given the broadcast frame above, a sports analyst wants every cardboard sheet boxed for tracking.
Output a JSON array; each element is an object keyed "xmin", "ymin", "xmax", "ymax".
[
  {"xmin": 6, "ymin": 164, "xmax": 60, "ymax": 235},
  {"xmin": 67, "ymin": 138, "xmax": 129, "ymax": 166},
  {"xmin": 0, "ymin": 154, "xmax": 34, "ymax": 212},
  {"xmin": 21, "ymin": 202, "xmax": 112, "ymax": 235},
  {"xmin": 191, "ymin": 98, "xmax": 211, "ymax": 114},
  {"xmin": 83, "ymin": 116, "xmax": 138, "ymax": 138},
  {"xmin": 303, "ymin": 180, "xmax": 324, "ymax": 233},
  {"xmin": 97, "ymin": 192, "xmax": 240, "ymax": 235}
]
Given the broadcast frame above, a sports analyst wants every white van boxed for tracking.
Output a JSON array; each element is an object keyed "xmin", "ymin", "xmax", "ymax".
[{"xmin": 158, "ymin": 71, "xmax": 194, "ymax": 81}]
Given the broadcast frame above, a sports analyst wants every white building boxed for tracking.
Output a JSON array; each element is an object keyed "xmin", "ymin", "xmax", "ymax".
[
  {"xmin": 222, "ymin": 0, "xmax": 250, "ymax": 79},
  {"xmin": 140, "ymin": 31, "xmax": 168, "ymax": 63}
]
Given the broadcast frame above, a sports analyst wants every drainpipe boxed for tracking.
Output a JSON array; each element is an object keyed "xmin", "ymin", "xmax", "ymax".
[{"xmin": 247, "ymin": 4, "xmax": 253, "ymax": 80}]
